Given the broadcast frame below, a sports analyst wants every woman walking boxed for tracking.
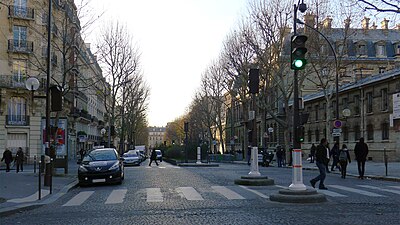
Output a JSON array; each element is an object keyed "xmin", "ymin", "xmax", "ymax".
[{"xmin": 338, "ymin": 144, "xmax": 351, "ymax": 179}]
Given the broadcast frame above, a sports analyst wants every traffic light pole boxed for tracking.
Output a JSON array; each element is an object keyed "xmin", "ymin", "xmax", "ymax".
[{"xmin": 289, "ymin": 2, "xmax": 306, "ymax": 191}]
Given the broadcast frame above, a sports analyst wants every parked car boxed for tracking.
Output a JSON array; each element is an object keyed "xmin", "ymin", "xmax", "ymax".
[
  {"xmin": 121, "ymin": 150, "xmax": 141, "ymax": 166},
  {"xmin": 78, "ymin": 148, "xmax": 124, "ymax": 186},
  {"xmin": 155, "ymin": 149, "xmax": 162, "ymax": 162}
]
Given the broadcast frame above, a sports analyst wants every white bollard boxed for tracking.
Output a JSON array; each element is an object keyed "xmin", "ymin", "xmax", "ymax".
[
  {"xmin": 289, "ymin": 149, "xmax": 306, "ymax": 190},
  {"xmin": 248, "ymin": 147, "xmax": 261, "ymax": 177},
  {"xmin": 196, "ymin": 147, "xmax": 202, "ymax": 164}
]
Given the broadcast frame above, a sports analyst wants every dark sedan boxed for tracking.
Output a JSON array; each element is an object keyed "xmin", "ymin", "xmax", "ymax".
[{"xmin": 78, "ymin": 148, "xmax": 124, "ymax": 186}]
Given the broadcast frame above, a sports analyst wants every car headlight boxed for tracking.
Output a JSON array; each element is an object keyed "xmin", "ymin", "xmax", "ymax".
[
  {"xmin": 79, "ymin": 165, "xmax": 88, "ymax": 172},
  {"xmin": 109, "ymin": 162, "xmax": 120, "ymax": 171}
]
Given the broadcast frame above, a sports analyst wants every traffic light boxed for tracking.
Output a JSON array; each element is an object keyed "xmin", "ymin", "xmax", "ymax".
[
  {"xmin": 297, "ymin": 126, "xmax": 305, "ymax": 143},
  {"xmin": 248, "ymin": 68, "xmax": 260, "ymax": 94},
  {"xmin": 291, "ymin": 35, "xmax": 308, "ymax": 70},
  {"xmin": 50, "ymin": 85, "xmax": 63, "ymax": 111}
]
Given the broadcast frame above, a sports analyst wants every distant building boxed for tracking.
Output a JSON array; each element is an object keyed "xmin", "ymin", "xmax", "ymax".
[{"xmin": 148, "ymin": 126, "xmax": 166, "ymax": 148}]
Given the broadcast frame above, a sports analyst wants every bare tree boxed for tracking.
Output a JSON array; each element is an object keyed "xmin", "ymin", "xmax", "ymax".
[{"xmin": 356, "ymin": 0, "xmax": 400, "ymax": 13}]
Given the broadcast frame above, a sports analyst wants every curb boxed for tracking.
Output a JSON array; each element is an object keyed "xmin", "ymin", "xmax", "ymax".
[{"xmin": 0, "ymin": 179, "xmax": 78, "ymax": 217}]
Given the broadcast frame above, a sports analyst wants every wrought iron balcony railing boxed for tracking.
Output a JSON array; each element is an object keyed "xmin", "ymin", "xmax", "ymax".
[
  {"xmin": 8, "ymin": 39, "xmax": 33, "ymax": 53},
  {"xmin": 6, "ymin": 115, "xmax": 30, "ymax": 126},
  {"xmin": 8, "ymin": 5, "xmax": 35, "ymax": 20}
]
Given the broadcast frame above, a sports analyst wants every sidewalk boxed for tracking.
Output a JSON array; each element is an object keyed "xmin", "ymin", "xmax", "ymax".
[
  {"xmin": 0, "ymin": 160, "xmax": 79, "ymax": 216},
  {"xmin": 232, "ymin": 159, "xmax": 400, "ymax": 182}
]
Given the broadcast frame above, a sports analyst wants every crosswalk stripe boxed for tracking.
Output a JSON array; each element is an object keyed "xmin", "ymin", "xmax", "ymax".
[
  {"xmin": 211, "ymin": 186, "xmax": 245, "ymax": 200},
  {"xmin": 317, "ymin": 189, "xmax": 347, "ymax": 197},
  {"xmin": 63, "ymin": 191, "xmax": 94, "ymax": 206},
  {"xmin": 176, "ymin": 187, "xmax": 204, "ymax": 200},
  {"xmin": 239, "ymin": 185, "xmax": 269, "ymax": 199},
  {"xmin": 105, "ymin": 189, "xmax": 128, "ymax": 204},
  {"xmin": 328, "ymin": 185, "xmax": 385, "ymax": 197},
  {"xmin": 146, "ymin": 188, "xmax": 163, "ymax": 202},
  {"xmin": 358, "ymin": 185, "xmax": 400, "ymax": 195}
]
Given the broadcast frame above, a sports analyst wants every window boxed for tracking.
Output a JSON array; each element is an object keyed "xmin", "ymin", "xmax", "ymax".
[
  {"xmin": 339, "ymin": 68, "xmax": 347, "ymax": 77},
  {"xmin": 376, "ymin": 44, "xmax": 386, "ymax": 57},
  {"xmin": 332, "ymin": 101, "xmax": 337, "ymax": 119},
  {"xmin": 354, "ymin": 125, "xmax": 361, "ymax": 141},
  {"xmin": 367, "ymin": 124, "xmax": 374, "ymax": 140},
  {"xmin": 342, "ymin": 97, "xmax": 348, "ymax": 109},
  {"xmin": 343, "ymin": 126, "xmax": 349, "ymax": 141},
  {"xmin": 336, "ymin": 43, "xmax": 344, "ymax": 55},
  {"xmin": 354, "ymin": 95, "xmax": 360, "ymax": 115},
  {"xmin": 321, "ymin": 67, "xmax": 329, "ymax": 77},
  {"xmin": 14, "ymin": 0, "xmax": 27, "ymax": 17},
  {"xmin": 7, "ymin": 97, "xmax": 27, "ymax": 125},
  {"xmin": 323, "ymin": 128, "xmax": 327, "ymax": 138},
  {"xmin": 366, "ymin": 92, "xmax": 373, "ymax": 113},
  {"xmin": 12, "ymin": 60, "xmax": 27, "ymax": 86},
  {"xmin": 13, "ymin": 25, "xmax": 27, "ymax": 49},
  {"xmin": 358, "ymin": 44, "xmax": 367, "ymax": 56},
  {"xmin": 396, "ymin": 43, "xmax": 400, "ymax": 55},
  {"xmin": 381, "ymin": 88, "xmax": 388, "ymax": 111},
  {"xmin": 379, "ymin": 67, "xmax": 386, "ymax": 74},
  {"xmin": 307, "ymin": 129, "xmax": 312, "ymax": 142},
  {"xmin": 315, "ymin": 105, "xmax": 319, "ymax": 121},
  {"xmin": 381, "ymin": 122, "xmax": 389, "ymax": 140},
  {"xmin": 322, "ymin": 103, "xmax": 326, "ymax": 120},
  {"xmin": 315, "ymin": 129, "xmax": 320, "ymax": 142}
]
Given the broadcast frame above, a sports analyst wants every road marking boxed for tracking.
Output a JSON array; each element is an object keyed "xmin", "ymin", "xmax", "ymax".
[
  {"xmin": 211, "ymin": 186, "xmax": 245, "ymax": 200},
  {"xmin": 7, "ymin": 189, "xmax": 50, "ymax": 203},
  {"xmin": 63, "ymin": 191, "xmax": 94, "ymax": 206},
  {"xmin": 105, "ymin": 189, "xmax": 128, "ymax": 204},
  {"xmin": 238, "ymin": 185, "xmax": 269, "ymax": 199},
  {"xmin": 176, "ymin": 187, "xmax": 204, "ymax": 200},
  {"xmin": 389, "ymin": 186, "xmax": 400, "ymax": 190},
  {"xmin": 358, "ymin": 185, "xmax": 400, "ymax": 195},
  {"xmin": 317, "ymin": 189, "xmax": 347, "ymax": 197},
  {"xmin": 328, "ymin": 185, "xmax": 385, "ymax": 197},
  {"xmin": 146, "ymin": 188, "xmax": 163, "ymax": 202}
]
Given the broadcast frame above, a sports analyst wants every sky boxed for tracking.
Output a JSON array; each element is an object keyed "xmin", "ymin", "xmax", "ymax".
[{"xmin": 86, "ymin": 0, "xmax": 249, "ymax": 127}]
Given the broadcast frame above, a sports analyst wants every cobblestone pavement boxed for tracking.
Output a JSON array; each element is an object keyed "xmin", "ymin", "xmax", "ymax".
[{"xmin": 1, "ymin": 161, "xmax": 399, "ymax": 225}]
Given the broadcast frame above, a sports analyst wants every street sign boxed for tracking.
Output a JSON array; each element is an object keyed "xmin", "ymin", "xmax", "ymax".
[
  {"xmin": 332, "ymin": 128, "xmax": 342, "ymax": 133},
  {"xmin": 332, "ymin": 133, "xmax": 341, "ymax": 137}
]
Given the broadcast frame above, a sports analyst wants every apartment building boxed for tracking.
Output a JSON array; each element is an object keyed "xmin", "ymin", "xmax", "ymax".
[{"xmin": 148, "ymin": 126, "xmax": 166, "ymax": 149}]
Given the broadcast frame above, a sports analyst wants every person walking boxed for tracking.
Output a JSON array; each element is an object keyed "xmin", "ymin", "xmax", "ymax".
[
  {"xmin": 310, "ymin": 144, "xmax": 316, "ymax": 163},
  {"xmin": 338, "ymin": 144, "xmax": 351, "ymax": 179},
  {"xmin": 79, "ymin": 148, "xmax": 86, "ymax": 161},
  {"xmin": 1, "ymin": 148, "xmax": 13, "ymax": 172},
  {"xmin": 15, "ymin": 147, "xmax": 24, "ymax": 173},
  {"xmin": 354, "ymin": 137, "xmax": 369, "ymax": 179},
  {"xmin": 148, "ymin": 149, "xmax": 159, "ymax": 166},
  {"xmin": 276, "ymin": 146, "xmax": 284, "ymax": 167},
  {"xmin": 330, "ymin": 142, "xmax": 340, "ymax": 172},
  {"xmin": 310, "ymin": 138, "xmax": 330, "ymax": 190}
]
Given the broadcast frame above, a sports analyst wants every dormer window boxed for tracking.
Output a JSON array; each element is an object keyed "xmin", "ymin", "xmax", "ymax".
[
  {"xmin": 336, "ymin": 42, "xmax": 346, "ymax": 56},
  {"xmin": 395, "ymin": 43, "xmax": 400, "ymax": 55},
  {"xmin": 376, "ymin": 43, "xmax": 386, "ymax": 57},
  {"xmin": 358, "ymin": 43, "xmax": 367, "ymax": 56}
]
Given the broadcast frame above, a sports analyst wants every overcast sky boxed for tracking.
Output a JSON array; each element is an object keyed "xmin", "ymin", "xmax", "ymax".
[{"xmin": 86, "ymin": 0, "xmax": 248, "ymax": 127}]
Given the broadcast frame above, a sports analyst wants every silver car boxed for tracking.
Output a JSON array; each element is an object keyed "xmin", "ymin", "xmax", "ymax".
[{"xmin": 121, "ymin": 150, "xmax": 141, "ymax": 166}]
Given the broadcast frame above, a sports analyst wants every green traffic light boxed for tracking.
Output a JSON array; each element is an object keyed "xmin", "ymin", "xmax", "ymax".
[{"xmin": 294, "ymin": 59, "xmax": 304, "ymax": 68}]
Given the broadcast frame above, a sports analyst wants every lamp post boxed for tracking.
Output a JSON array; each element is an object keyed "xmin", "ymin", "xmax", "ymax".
[{"xmin": 296, "ymin": 19, "xmax": 340, "ymax": 146}]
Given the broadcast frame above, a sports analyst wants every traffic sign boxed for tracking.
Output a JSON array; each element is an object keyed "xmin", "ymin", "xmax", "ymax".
[
  {"xmin": 332, "ymin": 133, "xmax": 341, "ymax": 137},
  {"xmin": 332, "ymin": 128, "xmax": 342, "ymax": 133},
  {"xmin": 333, "ymin": 120, "xmax": 342, "ymax": 128}
]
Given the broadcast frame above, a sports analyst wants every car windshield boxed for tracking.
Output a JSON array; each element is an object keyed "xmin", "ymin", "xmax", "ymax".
[
  {"xmin": 83, "ymin": 150, "xmax": 117, "ymax": 162},
  {"xmin": 123, "ymin": 153, "xmax": 138, "ymax": 157}
]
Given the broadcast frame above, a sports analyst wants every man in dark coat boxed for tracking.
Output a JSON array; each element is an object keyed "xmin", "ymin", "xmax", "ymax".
[
  {"xmin": 354, "ymin": 137, "xmax": 369, "ymax": 179},
  {"xmin": 148, "ymin": 149, "xmax": 159, "ymax": 166},
  {"xmin": 310, "ymin": 138, "xmax": 329, "ymax": 190},
  {"xmin": 1, "ymin": 148, "xmax": 13, "ymax": 172},
  {"xmin": 16, "ymin": 147, "xmax": 24, "ymax": 173}
]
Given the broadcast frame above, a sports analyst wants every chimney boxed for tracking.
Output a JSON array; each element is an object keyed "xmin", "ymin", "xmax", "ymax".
[
  {"xmin": 381, "ymin": 18, "xmax": 389, "ymax": 29},
  {"xmin": 322, "ymin": 17, "xmax": 332, "ymax": 29},
  {"xmin": 362, "ymin": 17, "xmax": 370, "ymax": 30},
  {"xmin": 344, "ymin": 18, "xmax": 351, "ymax": 30},
  {"xmin": 304, "ymin": 13, "xmax": 316, "ymax": 33}
]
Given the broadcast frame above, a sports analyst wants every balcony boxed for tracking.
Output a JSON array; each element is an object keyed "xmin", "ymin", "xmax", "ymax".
[
  {"xmin": 0, "ymin": 74, "xmax": 29, "ymax": 89},
  {"xmin": 8, "ymin": 40, "xmax": 33, "ymax": 54},
  {"xmin": 6, "ymin": 115, "xmax": 30, "ymax": 126},
  {"xmin": 8, "ymin": 6, "xmax": 35, "ymax": 20}
]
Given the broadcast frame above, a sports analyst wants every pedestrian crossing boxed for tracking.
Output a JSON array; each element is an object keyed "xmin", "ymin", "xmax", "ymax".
[{"xmin": 61, "ymin": 184, "xmax": 400, "ymax": 207}]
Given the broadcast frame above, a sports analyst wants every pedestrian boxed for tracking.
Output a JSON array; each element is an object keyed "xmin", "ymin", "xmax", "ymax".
[
  {"xmin": 310, "ymin": 143, "xmax": 316, "ymax": 163},
  {"xmin": 247, "ymin": 146, "xmax": 251, "ymax": 166},
  {"xmin": 148, "ymin": 149, "xmax": 159, "ymax": 166},
  {"xmin": 310, "ymin": 138, "xmax": 329, "ymax": 190},
  {"xmin": 1, "ymin": 148, "xmax": 13, "ymax": 172},
  {"xmin": 354, "ymin": 137, "xmax": 368, "ymax": 179},
  {"xmin": 325, "ymin": 143, "xmax": 331, "ymax": 173},
  {"xmin": 79, "ymin": 148, "xmax": 85, "ymax": 160},
  {"xmin": 330, "ymin": 142, "xmax": 340, "ymax": 172},
  {"xmin": 16, "ymin": 147, "xmax": 24, "ymax": 173},
  {"xmin": 338, "ymin": 144, "xmax": 351, "ymax": 179},
  {"xmin": 288, "ymin": 145, "xmax": 293, "ymax": 166},
  {"xmin": 276, "ymin": 146, "xmax": 284, "ymax": 167}
]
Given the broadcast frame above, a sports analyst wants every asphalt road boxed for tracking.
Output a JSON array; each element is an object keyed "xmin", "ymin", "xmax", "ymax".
[{"xmin": 1, "ymin": 161, "xmax": 399, "ymax": 225}]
